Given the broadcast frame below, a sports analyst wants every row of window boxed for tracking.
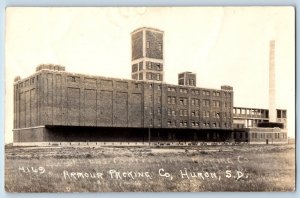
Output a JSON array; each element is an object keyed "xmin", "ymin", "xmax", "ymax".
[
  {"xmin": 147, "ymin": 72, "xmax": 161, "ymax": 81},
  {"xmin": 167, "ymin": 88, "xmax": 231, "ymax": 97},
  {"xmin": 233, "ymin": 108, "xmax": 265, "ymax": 116},
  {"xmin": 179, "ymin": 79, "xmax": 196, "ymax": 86},
  {"xmin": 179, "ymin": 88, "xmax": 188, "ymax": 93},
  {"xmin": 191, "ymin": 99, "xmax": 200, "ymax": 106},
  {"xmin": 251, "ymin": 133, "xmax": 287, "ymax": 139},
  {"xmin": 146, "ymin": 62, "xmax": 162, "ymax": 71},
  {"xmin": 133, "ymin": 62, "xmax": 163, "ymax": 72},
  {"xmin": 167, "ymin": 108, "xmax": 230, "ymax": 118},
  {"xmin": 167, "ymin": 121, "xmax": 230, "ymax": 128},
  {"xmin": 167, "ymin": 97, "xmax": 227, "ymax": 108}
]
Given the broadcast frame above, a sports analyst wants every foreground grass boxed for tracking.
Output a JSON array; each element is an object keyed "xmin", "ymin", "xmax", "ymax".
[{"xmin": 5, "ymin": 144, "xmax": 295, "ymax": 192}]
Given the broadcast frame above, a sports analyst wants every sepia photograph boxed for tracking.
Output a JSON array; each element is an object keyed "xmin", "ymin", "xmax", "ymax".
[{"xmin": 4, "ymin": 7, "xmax": 295, "ymax": 192}]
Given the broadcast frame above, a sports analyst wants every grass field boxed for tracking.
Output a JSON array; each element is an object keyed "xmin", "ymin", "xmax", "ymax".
[{"xmin": 5, "ymin": 144, "xmax": 295, "ymax": 192}]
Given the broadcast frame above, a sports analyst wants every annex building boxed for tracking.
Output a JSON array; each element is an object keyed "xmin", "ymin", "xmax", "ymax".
[{"xmin": 12, "ymin": 27, "xmax": 288, "ymax": 145}]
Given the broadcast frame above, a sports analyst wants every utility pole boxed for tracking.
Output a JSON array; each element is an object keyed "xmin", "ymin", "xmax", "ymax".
[{"xmin": 148, "ymin": 127, "xmax": 151, "ymax": 147}]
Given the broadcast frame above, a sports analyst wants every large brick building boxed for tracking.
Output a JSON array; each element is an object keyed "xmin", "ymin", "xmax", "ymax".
[
  {"xmin": 13, "ymin": 27, "xmax": 234, "ymax": 143},
  {"xmin": 13, "ymin": 64, "xmax": 234, "ymax": 142},
  {"xmin": 12, "ymin": 27, "xmax": 287, "ymax": 144}
]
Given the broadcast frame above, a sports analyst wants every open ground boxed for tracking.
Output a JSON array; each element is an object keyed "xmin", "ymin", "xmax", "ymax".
[{"xmin": 5, "ymin": 143, "xmax": 295, "ymax": 192}]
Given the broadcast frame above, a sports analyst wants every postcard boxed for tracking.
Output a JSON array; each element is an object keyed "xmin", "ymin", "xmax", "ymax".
[{"xmin": 5, "ymin": 7, "xmax": 295, "ymax": 192}]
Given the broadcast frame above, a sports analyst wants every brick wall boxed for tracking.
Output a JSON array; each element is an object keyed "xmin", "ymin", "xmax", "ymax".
[
  {"xmin": 145, "ymin": 30, "xmax": 163, "ymax": 59},
  {"xmin": 14, "ymin": 70, "xmax": 234, "ymax": 133},
  {"xmin": 131, "ymin": 31, "xmax": 143, "ymax": 60}
]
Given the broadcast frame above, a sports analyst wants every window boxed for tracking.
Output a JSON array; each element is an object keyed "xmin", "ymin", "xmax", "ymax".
[
  {"xmin": 180, "ymin": 99, "xmax": 184, "ymax": 105},
  {"xmin": 171, "ymin": 97, "xmax": 176, "ymax": 104},
  {"xmin": 203, "ymin": 100, "xmax": 210, "ymax": 107},
  {"xmin": 192, "ymin": 90, "xmax": 199, "ymax": 94},
  {"xmin": 149, "ymin": 84, "xmax": 153, "ymax": 89},
  {"xmin": 168, "ymin": 87, "xmax": 176, "ymax": 92},
  {"xmin": 158, "ymin": 108, "xmax": 161, "ymax": 114},
  {"xmin": 156, "ymin": 74, "xmax": 160, "ymax": 80},
  {"xmin": 158, "ymin": 85, "xmax": 161, "ymax": 90},
  {"xmin": 157, "ymin": 64, "xmax": 161, "ymax": 70},
  {"xmin": 277, "ymin": 110, "xmax": 282, "ymax": 118},
  {"xmin": 184, "ymin": 110, "xmax": 188, "ymax": 116},
  {"xmin": 179, "ymin": 98, "xmax": 187, "ymax": 105},
  {"xmin": 146, "ymin": 41, "xmax": 150, "ymax": 48},
  {"xmin": 139, "ymin": 73, "xmax": 143, "ymax": 80},
  {"xmin": 203, "ymin": 90, "xmax": 210, "ymax": 96},
  {"xmin": 147, "ymin": 62, "xmax": 152, "ymax": 69},
  {"xmin": 180, "ymin": 88, "xmax": 188, "ymax": 93},
  {"xmin": 168, "ymin": 108, "xmax": 171, "ymax": 116},
  {"xmin": 203, "ymin": 111, "xmax": 210, "ymax": 118},
  {"xmin": 172, "ymin": 110, "xmax": 176, "ymax": 116},
  {"xmin": 190, "ymin": 79, "xmax": 194, "ymax": 86},
  {"xmin": 139, "ymin": 62, "xmax": 143, "ymax": 70},
  {"xmin": 168, "ymin": 121, "xmax": 172, "ymax": 126},
  {"xmin": 158, "ymin": 43, "xmax": 162, "ymax": 51},
  {"xmin": 282, "ymin": 111, "xmax": 287, "ymax": 118}
]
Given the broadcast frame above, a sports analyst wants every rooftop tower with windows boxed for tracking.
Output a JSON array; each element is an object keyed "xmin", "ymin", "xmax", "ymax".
[{"xmin": 131, "ymin": 27, "xmax": 164, "ymax": 82}]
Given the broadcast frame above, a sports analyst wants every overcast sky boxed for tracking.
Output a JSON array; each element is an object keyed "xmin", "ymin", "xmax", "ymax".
[{"xmin": 5, "ymin": 7, "xmax": 295, "ymax": 143}]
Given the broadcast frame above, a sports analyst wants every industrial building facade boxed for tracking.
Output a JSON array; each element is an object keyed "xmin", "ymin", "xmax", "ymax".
[
  {"xmin": 12, "ymin": 27, "xmax": 287, "ymax": 144},
  {"xmin": 232, "ymin": 107, "xmax": 288, "ymax": 144},
  {"xmin": 13, "ymin": 64, "xmax": 233, "ymax": 142}
]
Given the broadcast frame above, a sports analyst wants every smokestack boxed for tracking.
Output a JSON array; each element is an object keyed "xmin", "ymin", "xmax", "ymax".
[{"xmin": 269, "ymin": 40, "xmax": 276, "ymax": 122}]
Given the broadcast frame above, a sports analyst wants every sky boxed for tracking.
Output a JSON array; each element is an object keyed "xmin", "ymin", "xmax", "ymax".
[{"xmin": 4, "ymin": 7, "xmax": 295, "ymax": 143}]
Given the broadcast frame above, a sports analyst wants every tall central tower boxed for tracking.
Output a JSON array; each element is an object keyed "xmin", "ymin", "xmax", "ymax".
[{"xmin": 131, "ymin": 27, "xmax": 164, "ymax": 82}]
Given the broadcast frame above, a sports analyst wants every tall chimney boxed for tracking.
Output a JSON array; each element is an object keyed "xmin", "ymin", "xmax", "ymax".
[{"xmin": 269, "ymin": 40, "xmax": 276, "ymax": 122}]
